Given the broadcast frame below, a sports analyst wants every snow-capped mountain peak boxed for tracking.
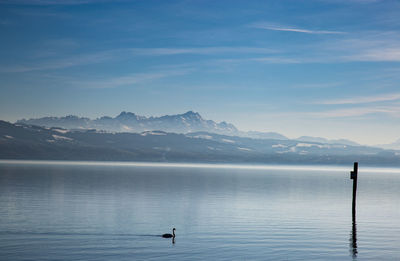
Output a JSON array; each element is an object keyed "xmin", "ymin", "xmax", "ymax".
[{"xmin": 17, "ymin": 111, "xmax": 238, "ymax": 135}]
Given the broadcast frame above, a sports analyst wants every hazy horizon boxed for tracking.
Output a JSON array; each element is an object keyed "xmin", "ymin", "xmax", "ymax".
[
  {"xmin": 1, "ymin": 0, "xmax": 400, "ymax": 145},
  {"xmin": 4, "ymin": 110, "xmax": 399, "ymax": 146}
]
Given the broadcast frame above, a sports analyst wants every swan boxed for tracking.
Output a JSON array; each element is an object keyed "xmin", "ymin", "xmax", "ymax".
[{"xmin": 162, "ymin": 228, "xmax": 176, "ymax": 238}]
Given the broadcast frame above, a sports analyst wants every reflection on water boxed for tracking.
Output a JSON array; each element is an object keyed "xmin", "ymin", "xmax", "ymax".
[
  {"xmin": 350, "ymin": 221, "xmax": 357, "ymax": 258},
  {"xmin": 349, "ymin": 163, "xmax": 358, "ymax": 259},
  {"xmin": 1, "ymin": 162, "xmax": 400, "ymax": 260}
]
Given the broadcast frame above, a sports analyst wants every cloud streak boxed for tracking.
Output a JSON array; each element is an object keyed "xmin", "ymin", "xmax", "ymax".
[
  {"xmin": 0, "ymin": 46, "xmax": 279, "ymax": 73},
  {"xmin": 0, "ymin": 51, "xmax": 116, "ymax": 73},
  {"xmin": 129, "ymin": 47, "xmax": 277, "ymax": 56},
  {"xmin": 323, "ymin": 31, "xmax": 400, "ymax": 62},
  {"xmin": 252, "ymin": 23, "xmax": 345, "ymax": 35},
  {"xmin": 310, "ymin": 105, "xmax": 400, "ymax": 118},
  {"xmin": 2, "ymin": 29, "xmax": 400, "ymax": 75},
  {"xmin": 71, "ymin": 69, "xmax": 193, "ymax": 89},
  {"xmin": 319, "ymin": 93, "xmax": 400, "ymax": 105},
  {"xmin": 343, "ymin": 47, "xmax": 400, "ymax": 62}
]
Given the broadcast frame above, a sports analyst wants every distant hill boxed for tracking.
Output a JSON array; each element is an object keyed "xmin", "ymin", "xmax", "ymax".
[
  {"xmin": 1, "ymin": 120, "xmax": 399, "ymax": 166},
  {"xmin": 296, "ymin": 136, "xmax": 359, "ymax": 146},
  {"xmin": 375, "ymin": 139, "xmax": 400, "ymax": 150},
  {"xmin": 243, "ymin": 131, "xmax": 288, "ymax": 140}
]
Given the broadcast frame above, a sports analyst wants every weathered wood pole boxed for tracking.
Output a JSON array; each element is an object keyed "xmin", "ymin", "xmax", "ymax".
[{"xmin": 350, "ymin": 162, "xmax": 358, "ymax": 222}]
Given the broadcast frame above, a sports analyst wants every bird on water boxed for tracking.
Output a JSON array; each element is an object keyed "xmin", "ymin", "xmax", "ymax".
[{"xmin": 162, "ymin": 228, "xmax": 176, "ymax": 238}]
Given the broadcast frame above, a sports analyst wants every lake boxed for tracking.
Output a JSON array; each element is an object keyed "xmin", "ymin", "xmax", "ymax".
[{"xmin": 0, "ymin": 161, "xmax": 399, "ymax": 260}]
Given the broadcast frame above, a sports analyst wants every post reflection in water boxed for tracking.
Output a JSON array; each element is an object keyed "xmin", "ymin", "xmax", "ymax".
[
  {"xmin": 349, "ymin": 162, "xmax": 358, "ymax": 259},
  {"xmin": 350, "ymin": 221, "xmax": 358, "ymax": 258}
]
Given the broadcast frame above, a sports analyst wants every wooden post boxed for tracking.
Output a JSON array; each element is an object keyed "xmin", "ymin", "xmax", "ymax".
[{"xmin": 350, "ymin": 162, "xmax": 358, "ymax": 222}]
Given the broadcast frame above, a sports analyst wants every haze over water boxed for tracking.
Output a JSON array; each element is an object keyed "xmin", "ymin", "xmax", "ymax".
[{"xmin": 0, "ymin": 161, "xmax": 399, "ymax": 260}]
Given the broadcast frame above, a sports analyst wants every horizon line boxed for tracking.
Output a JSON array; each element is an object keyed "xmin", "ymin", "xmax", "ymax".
[{"xmin": 1, "ymin": 159, "xmax": 400, "ymax": 173}]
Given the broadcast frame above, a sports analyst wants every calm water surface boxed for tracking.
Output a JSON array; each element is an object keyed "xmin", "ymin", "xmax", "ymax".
[{"xmin": 0, "ymin": 161, "xmax": 399, "ymax": 260}]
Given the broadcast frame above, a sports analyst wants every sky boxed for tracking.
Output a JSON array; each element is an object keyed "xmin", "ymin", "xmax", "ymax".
[{"xmin": 1, "ymin": 0, "xmax": 400, "ymax": 145}]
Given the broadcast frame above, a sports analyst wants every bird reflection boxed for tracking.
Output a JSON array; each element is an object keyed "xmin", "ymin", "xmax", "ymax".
[{"xmin": 349, "ymin": 221, "xmax": 357, "ymax": 258}]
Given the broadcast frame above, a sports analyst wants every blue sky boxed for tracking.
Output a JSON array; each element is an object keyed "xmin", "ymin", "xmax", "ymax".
[{"xmin": 1, "ymin": 0, "xmax": 400, "ymax": 145}]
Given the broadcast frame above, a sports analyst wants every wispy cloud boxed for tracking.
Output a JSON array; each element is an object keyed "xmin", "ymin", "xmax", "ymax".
[
  {"xmin": 0, "ymin": 51, "xmax": 116, "ymax": 73},
  {"xmin": 343, "ymin": 47, "xmax": 400, "ymax": 62},
  {"xmin": 252, "ymin": 22, "xmax": 345, "ymax": 35},
  {"xmin": 175, "ymin": 32, "xmax": 400, "ymax": 63},
  {"xmin": 129, "ymin": 47, "xmax": 277, "ymax": 56},
  {"xmin": 291, "ymin": 82, "xmax": 343, "ymax": 90},
  {"xmin": 323, "ymin": 31, "xmax": 400, "ymax": 62},
  {"xmin": 249, "ymin": 57, "xmax": 301, "ymax": 64},
  {"xmin": 251, "ymin": 31, "xmax": 400, "ymax": 63},
  {"xmin": 3, "ymin": 30, "xmax": 400, "ymax": 75},
  {"xmin": 319, "ymin": 93, "xmax": 400, "ymax": 105},
  {"xmin": 0, "ymin": 46, "xmax": 279, "ymax": 73},
  {"xmin": 313, "ymin": 93, "xmax": 400, "ymax": 118},
  {"xmin": 310, "ymin": 105, "xmax": 400, "ymax": 118},
  {"xmin": 196, "ymin": 57, "xmax": 302, "ymax": 67},
  {"xmin": 71, "ymin": 69, "xmax": 193, "ymax": 89},
  {"xmin": 133, "ymin": 35, "xmax": 400, "ymax": 64}
]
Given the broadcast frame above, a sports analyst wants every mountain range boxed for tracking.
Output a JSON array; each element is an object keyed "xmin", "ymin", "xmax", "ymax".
[
  {"xmin": 1, "ymin": 120, "xmax": 400, "ymax": 166},
  {"xmin": 17, "ymin": 111, "xmax": 361, "ymax": 146},
  {"xmin": 17, "ymin": 111, "xmax": 239, "ymax": 135}
]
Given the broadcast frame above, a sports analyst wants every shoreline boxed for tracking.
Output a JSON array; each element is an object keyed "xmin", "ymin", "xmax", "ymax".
[{"xmin": 1, "ymin": 159, "xmax": 400, "ymax": 173}]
